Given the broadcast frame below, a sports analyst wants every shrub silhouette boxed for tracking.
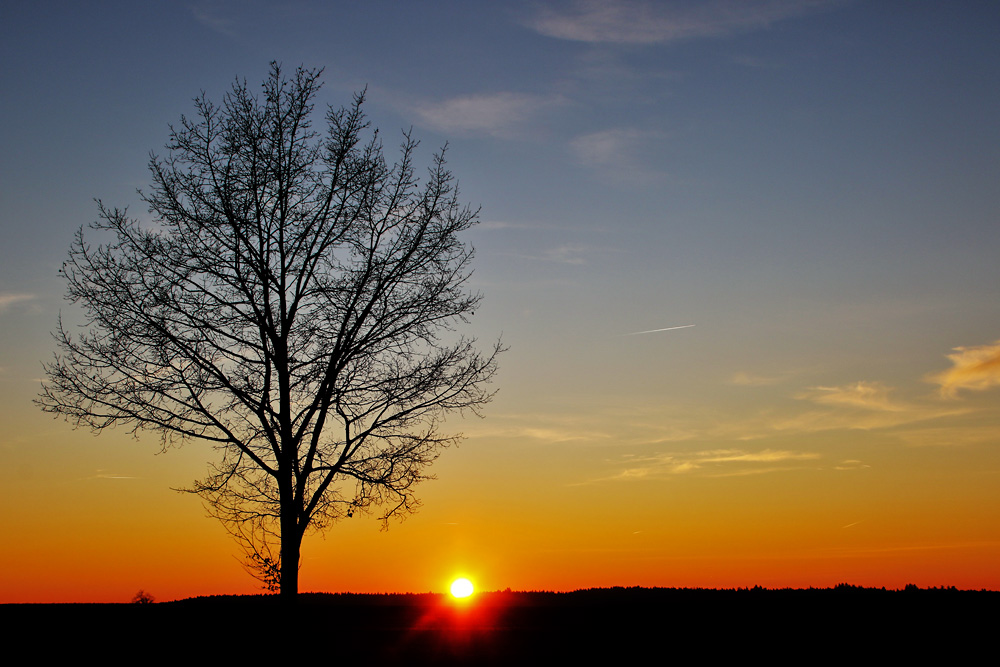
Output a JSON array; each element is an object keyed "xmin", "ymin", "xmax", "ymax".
[{"xmin": 131, "ymin": 590, "xmax": 155, "ymax": 604}]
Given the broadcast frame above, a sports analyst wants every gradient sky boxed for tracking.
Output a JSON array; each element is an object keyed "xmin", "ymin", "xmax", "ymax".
[{"xmin": 2, "ymin": 0, "xmax": 999, "ymax": 602}]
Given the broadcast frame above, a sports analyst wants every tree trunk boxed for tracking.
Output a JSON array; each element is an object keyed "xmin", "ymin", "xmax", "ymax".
[
  {"xmin": 279, "ymin": 459, "xmax": 301, "ymax": 598},
  {"xmin": 280, "ymin": 518, "xmax": 301, "ymax": 598}
]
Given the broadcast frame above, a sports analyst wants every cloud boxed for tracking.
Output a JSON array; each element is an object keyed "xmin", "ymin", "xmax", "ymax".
[
  {"xmin": 464, "ymin": 412, "xmax": 614, "ymax": 444},
  {"xmin": 699, "ymin": 449, "xmax": 820, "ymax": 464},
  {"xmin": 515, "ymin": 426, "xmax": 602, "ymax": 442},
  {"xmin": 527, "ymin": 0, "xmax": 835, "ymax": 45},
  {"xmin": 90, "ymin": 470, "xmax": 138, "ymax": 480},
  {"xmin": 502, "ymin": 243, "xmax": 595, "ymax": 265},
  {"xmin": 609, "ymin": 447, "xmax": 820, "ymax": 480},
  {"xmin": 834, "ymin": 460, "xmax": 870, "ymax": 471},
  {"xmin": 927, "ymin": 340, "xmax": 1000, "ymax": 397},
  {"xmin": 729, "ymin": 371, "xmax": 790, "ymax": 386},
  {"xmin": 571, "ymin": 127, "xmax": 650, "ymax": 167},
  {"xmin": 712, "ymin": 379, "xmax": 969, "ymax": 437},
  {"xmin": 475, "ymin": 220, "xmax": 544, "ymax": 231},
  {"xmin": 190, "ymin": 1, "xmax": 239, "ymax": 37},
  {"xmin": 797, "ymin": 381, "xmax": 906, "ymax": 412},
  {"xmin": 468, "ymin": 371, "xmax": 983, "ymax": 468},
  {"xmin": 570, "ymin": 127, "xmax": 668, "ymax": 182},
  {"xmin": 411, "ymin": 92, "xmax": 560, "ymax": 137},
  {"xmin": 769, "ymin": 405, "xmax": 970, "ymax": 435},
  {"xmin": 0, "ymin": 293, "xmax": 34, "ymax": 312},
  {"xmin": 893, "ymin": 426, "xmax": 1000, "ymax": 448},
  {"xmin": 537, "ymin": 243, "xmax": 589, "ymax": 264}
]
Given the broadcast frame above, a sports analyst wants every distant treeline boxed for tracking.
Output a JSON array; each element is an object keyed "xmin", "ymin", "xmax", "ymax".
[
  {"xmin": 165, "ymin": 582, "xmax": 996, "ymax": 606},
  {"xmin": 3, "ymin": 585, "xmax": 993, "ymax": 662}
]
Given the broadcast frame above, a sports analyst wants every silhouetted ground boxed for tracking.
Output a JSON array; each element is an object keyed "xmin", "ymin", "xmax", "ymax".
[{"xmin": 4, "ymin": 586, "xmax": 994, "ymax": 662}]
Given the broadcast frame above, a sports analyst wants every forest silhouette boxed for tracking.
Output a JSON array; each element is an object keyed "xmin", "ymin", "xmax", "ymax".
[{"xmin": 2, "ymin": 585, "xmax": 993, "ymax": 662}]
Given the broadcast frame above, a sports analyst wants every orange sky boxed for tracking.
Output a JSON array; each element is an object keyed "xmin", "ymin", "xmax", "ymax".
[{"xmin": 3, "ymin": 372, "xmax": 999, "ymax": 602}]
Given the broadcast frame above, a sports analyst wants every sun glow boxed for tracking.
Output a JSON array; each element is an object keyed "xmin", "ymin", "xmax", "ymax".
[{"xmin": 450, "ymin": 578, "xmax": 474, "ymax": 598}]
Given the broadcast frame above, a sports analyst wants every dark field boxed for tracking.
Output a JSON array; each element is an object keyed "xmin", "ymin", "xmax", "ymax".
[{"xmin": 5, "ymin": 587, "xmax": 994, "ymax": 662}]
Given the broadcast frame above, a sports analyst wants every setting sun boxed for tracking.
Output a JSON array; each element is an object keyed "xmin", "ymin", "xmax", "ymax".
[{"xmin": 450, "ymin": 578, "xmax": 474, "ymax": 598}]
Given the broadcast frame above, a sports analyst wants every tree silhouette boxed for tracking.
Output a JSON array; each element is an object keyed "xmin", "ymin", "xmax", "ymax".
[
  {"xmin": 131, "ymin": 589, "xmax": 155, "ymax": 604},
  {"xmin": 38, "ymin": 63, "xmax": 501, "ymax": 597}
]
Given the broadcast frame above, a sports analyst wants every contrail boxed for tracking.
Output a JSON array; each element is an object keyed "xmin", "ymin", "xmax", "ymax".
[{"xmin": 625, "ymin": 324, "xmax": 695, "ymax": 336}]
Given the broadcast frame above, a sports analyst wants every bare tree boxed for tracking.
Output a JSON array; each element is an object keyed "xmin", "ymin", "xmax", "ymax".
[
  {"xmin": 38, "ymin": 63, "xmax": 501, "ymax": 597},
  {"xmin": 131, "ymin": 589, "xmax": 155, "ymax": 604}
]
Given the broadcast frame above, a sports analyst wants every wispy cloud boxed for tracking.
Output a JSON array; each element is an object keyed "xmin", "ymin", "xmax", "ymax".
[
  {"xmin": 757, "ymin": 407, "xmax": 971, "ymax": 437},
  {"xmin": 927, "ymin": 340, "xmax": 1000, "ymax": 398},
  {"xmin": 468, "ymin": 420, "xmax": 610, "ymax": 444},
  {"xmin": 476, "ymin": 220, "xmax": 546, "ymax": 231},
  {"xmin": 0, "ymin": 293, "xmax": 34, "ymax": 312},
  {"xmin": 797, "ymin": 381, "xmax": 907, "ymax": 412},
  {"xmin": 539, "ymin": 243, "xmax": 590, "ymax": 264},
  {"xmin": 90, "ymin": 470, "xmax": 138, "ymax": 480},
  {"xmin": 527, "ymin": 0, "xmax": 836, "ymax": 45},
  {"xmin": 689, "ymin": 380, "xmax": 970, "ymax": 437},
  {"xmin": 190, "ymin": 0, "xmax": 239, "ymax": 37},
  {"xmin": 571, "ymin": 128, "xmax": 641, "ymax": 165},
  {"xmin": 571, "ymin": 127, "xmax": 659, "ymax": 165},
  {"xmin": 411, "ymin": 92, "xmax": 561, "ymax": 137},
  {"xmin": 659, "ymin": 378, "xmax": 972, "ymax": 440},
  {"xmin": 468, "ymin": 354, "xmax": 989, "ymax": 461},
  {"xmin": 570, "ymin": 127, "xmax": 668, "ymax": 182},
  {"xmin": 892, "ymin": 425, "xmax": 1000, "ymax": 448},
  {"xmin": 729, "ymin": 371, "xmax": 791, "ymax": 386},
  {"xmin": 505, "ymin": 243, "xmax": 594, "ymax": 264},
  {"xmin": 610, "ymin": 447, "xmax": 820, "ymax": 480}
]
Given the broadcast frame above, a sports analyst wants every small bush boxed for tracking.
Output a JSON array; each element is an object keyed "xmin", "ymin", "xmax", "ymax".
[{"xmin": 131, "ymin": 590, "xmax": 155, "ymax": 604}]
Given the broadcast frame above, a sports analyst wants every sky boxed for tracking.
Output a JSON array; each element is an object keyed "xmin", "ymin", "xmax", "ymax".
[{"xmin": 2, "ymin": 0, "xmax": 999, "ymax": 602}]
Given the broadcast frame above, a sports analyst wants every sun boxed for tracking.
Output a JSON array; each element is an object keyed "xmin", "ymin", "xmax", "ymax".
[{"xmin": 450, "ymin": 578, "xmax": 474, "ymax": 598}]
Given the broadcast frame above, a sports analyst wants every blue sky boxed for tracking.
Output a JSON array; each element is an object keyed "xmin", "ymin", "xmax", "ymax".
[{"xmin": 2, "ymin": 1, "xmax": 1000, "ymax": 599}]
